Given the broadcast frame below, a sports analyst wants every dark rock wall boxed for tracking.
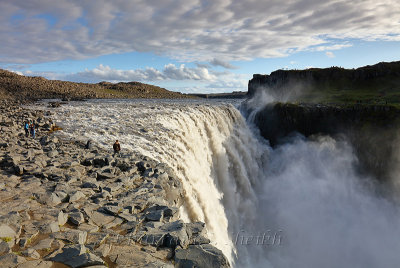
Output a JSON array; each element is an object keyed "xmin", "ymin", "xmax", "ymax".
[
  {"xmin": 248, "ymin": 61, "xmax": 400, "ymax": 98},
  {"xmin": 245, "ymin": 102, "xmax": 400, "ymax": 182}
]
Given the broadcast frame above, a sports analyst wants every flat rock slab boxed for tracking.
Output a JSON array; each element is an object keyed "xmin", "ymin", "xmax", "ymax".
[
  {"xmin": 16, "ymin": 260, "xmax": 53, "ymax": 268},
  {"xmin": 87, "ymin": 211, "xmax": 115, "ymax": 227},
  {"xmin": 52, "ymin": 229, "xmax": 87, "ymax": 244},
  {"xmin": 50, "ymin": 244, "xmax": 104, "ymax": 268},
  {"xmin": 0, "ymin": 224, "xmax": 17, "ymax": 238},
  {"xmin": 0, "ymin": 253, "xmax": 26, "ymax": 268},
  {"xmin": 174, "ymin": 244, "xmax": 230, "ymax": 268},
  {"xmin": 109, "ymin": 244, "xmax": 172, "ymax": 268},
  {"xmin": 32, "ymin": 238, "xmax": 54, "ymax": 251},
  {"xmin": 0, "ymin": 240, "xmax": 11, "ymax": 254}
]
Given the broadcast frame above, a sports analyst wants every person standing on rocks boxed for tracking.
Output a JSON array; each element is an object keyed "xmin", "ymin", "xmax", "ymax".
[
  {"xmin": 113, "ymin": 140, "xmax": 121, "ymax": 156},
  {"xmin": 24, "ymin": 121, "xmax": 29, "ymax": 137},
  {"xmin": 29, "ymin": 122, "xmax": 36, "ymax": 139}
]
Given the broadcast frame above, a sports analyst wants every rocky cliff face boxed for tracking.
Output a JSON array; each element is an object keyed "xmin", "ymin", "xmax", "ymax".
[
  {"xmin": 242, "ymin": 101, "xmax": 400, "ymax": 183},
  {"xmin": 248, "ymin": 61, "xmax": 400, "ymax": 102},
  {"xmin": 246, "ymin": 61, "xmax": 400, "ymax": 183}
]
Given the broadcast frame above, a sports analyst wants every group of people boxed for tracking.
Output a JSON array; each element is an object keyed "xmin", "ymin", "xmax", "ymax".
[{"xmin": 24, "ymin": 121, "xmax": 36, "ymax": 138}]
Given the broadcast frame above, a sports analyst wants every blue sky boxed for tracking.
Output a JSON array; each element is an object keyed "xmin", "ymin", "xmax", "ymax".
[{"xmin": 1, "ymin": 1, "xmax": 399, "ymax": 93}]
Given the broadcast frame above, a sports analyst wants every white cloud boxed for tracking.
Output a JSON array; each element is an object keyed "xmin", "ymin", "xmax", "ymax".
[
  {"xmin": 15, "ymin": 64, "xmax": 250, "ymax": 93},
  {"xmin": 0, "ymin": 0, "xmax": 399, "ymax": 64},
  {"xmin": 326, "ymin": 51, "xmax": 335, "ymax": 58},
  {"xmin": 311, "ymin": 43, "xmax": 353, "ymax": 52},
  {"xmin": 210, "ymin": 58, "xmax": 238, "ymax": 69},
  {"xmin": 65, "ymin": 64, "xmax": 216, "ymax": 83}
]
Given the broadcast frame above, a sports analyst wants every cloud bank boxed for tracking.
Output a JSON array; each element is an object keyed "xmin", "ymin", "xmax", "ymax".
[
  {"xmin": 1, "ymin": 0, "xmax": 399, "ymax": 64},
  {"xmin": 58, "ymin": 64, "xmax": 245, "ymax": 93},
  {"xmin": 66, "ymin": 64, "xmax": 217, "ymax": 83}
]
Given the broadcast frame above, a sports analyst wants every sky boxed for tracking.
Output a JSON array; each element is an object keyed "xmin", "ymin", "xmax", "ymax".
[{"xmin": 1, "ymin": 0, "xmax": 400, "ymax": 93}]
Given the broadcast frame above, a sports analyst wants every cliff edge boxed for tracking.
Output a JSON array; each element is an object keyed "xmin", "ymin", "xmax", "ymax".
[
  {"xmin": 245, "ymin": 61, "xmax": 400, "ymax": 183},
  {"xmin": 248, "ymin": 61, "xmax": 400, "ymax": 104}
]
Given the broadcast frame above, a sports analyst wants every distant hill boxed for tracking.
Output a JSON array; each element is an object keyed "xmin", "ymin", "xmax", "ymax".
[
  {"xmin": 248, "ymin": 61, "xmax": 400, "ymax": 105},
  {"xmin": 0, "ymin": 69, "xmax": 190, "ymax": 101}
]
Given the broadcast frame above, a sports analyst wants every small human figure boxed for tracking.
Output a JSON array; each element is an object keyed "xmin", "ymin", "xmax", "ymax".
[
  {"xmin": 29, "ymin": 122, "xmax": 35, "ymax": 139},
  {"xmin": 86, "ymin": 139, "xmax": 93, "ymax": 149},
  {"xmin": 113, "ymin": 140, "xmax": 121, "ymax": 156},
  {"xmin": 24, "ymin": 121, "xmax": 29, "ymax": 137}
]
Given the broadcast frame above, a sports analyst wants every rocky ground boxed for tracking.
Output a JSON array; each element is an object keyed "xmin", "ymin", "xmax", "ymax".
[
  {"xmin": 0, "ymin": 69, "xmax": 192, "ymax": 101},
  {"xmin": 0, "ymin": 100, "xmax": 230, "ymax": 268}
]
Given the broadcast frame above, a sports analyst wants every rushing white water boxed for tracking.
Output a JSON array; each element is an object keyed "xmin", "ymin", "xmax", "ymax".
[{"xmin": 43, "ymin": 99, "xmax": 400, "ymax": 268}]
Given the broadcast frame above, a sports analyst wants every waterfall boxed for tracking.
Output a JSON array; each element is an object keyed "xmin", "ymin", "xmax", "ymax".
[
  {"xmin": 50, "ymin": 99, "xmax": 400, "ymax": 268},
  {"xmin": 50, "ymin": 99, "xmax": 267, "ymax": 264}
]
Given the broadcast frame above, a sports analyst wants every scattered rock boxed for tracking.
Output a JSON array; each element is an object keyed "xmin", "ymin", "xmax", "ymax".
[
  {"xmin": 0, "ymin": 253, "xmax": 27, "ymax": 268},
  {"xmin": 50, "ymin": 244, "xmax": 104, "ymax": 268},
  {"xmin": 0, "ymin": 240, "xmax": 11, "ymax": 255},
  {"xmin": 0, "ymin": 102, "xmax": 229, "ymax": 267},
  {"xmin": 174, "ymin": 244, "xmax": 230, "ymax": 268},
  {"xmin": 52, "ymin": 229, "xmax": 87, "ymax": 244},
  {"xmin": 69, "ymin": 191, "xmax": 85, "ymax": 203},
  {"xmin": 22, "ymin": 248, "xmax": 41, "ymax": 259},
  {"xmin": 0, "ymin": 225, "xmax": 17, "ymax": 239}
]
